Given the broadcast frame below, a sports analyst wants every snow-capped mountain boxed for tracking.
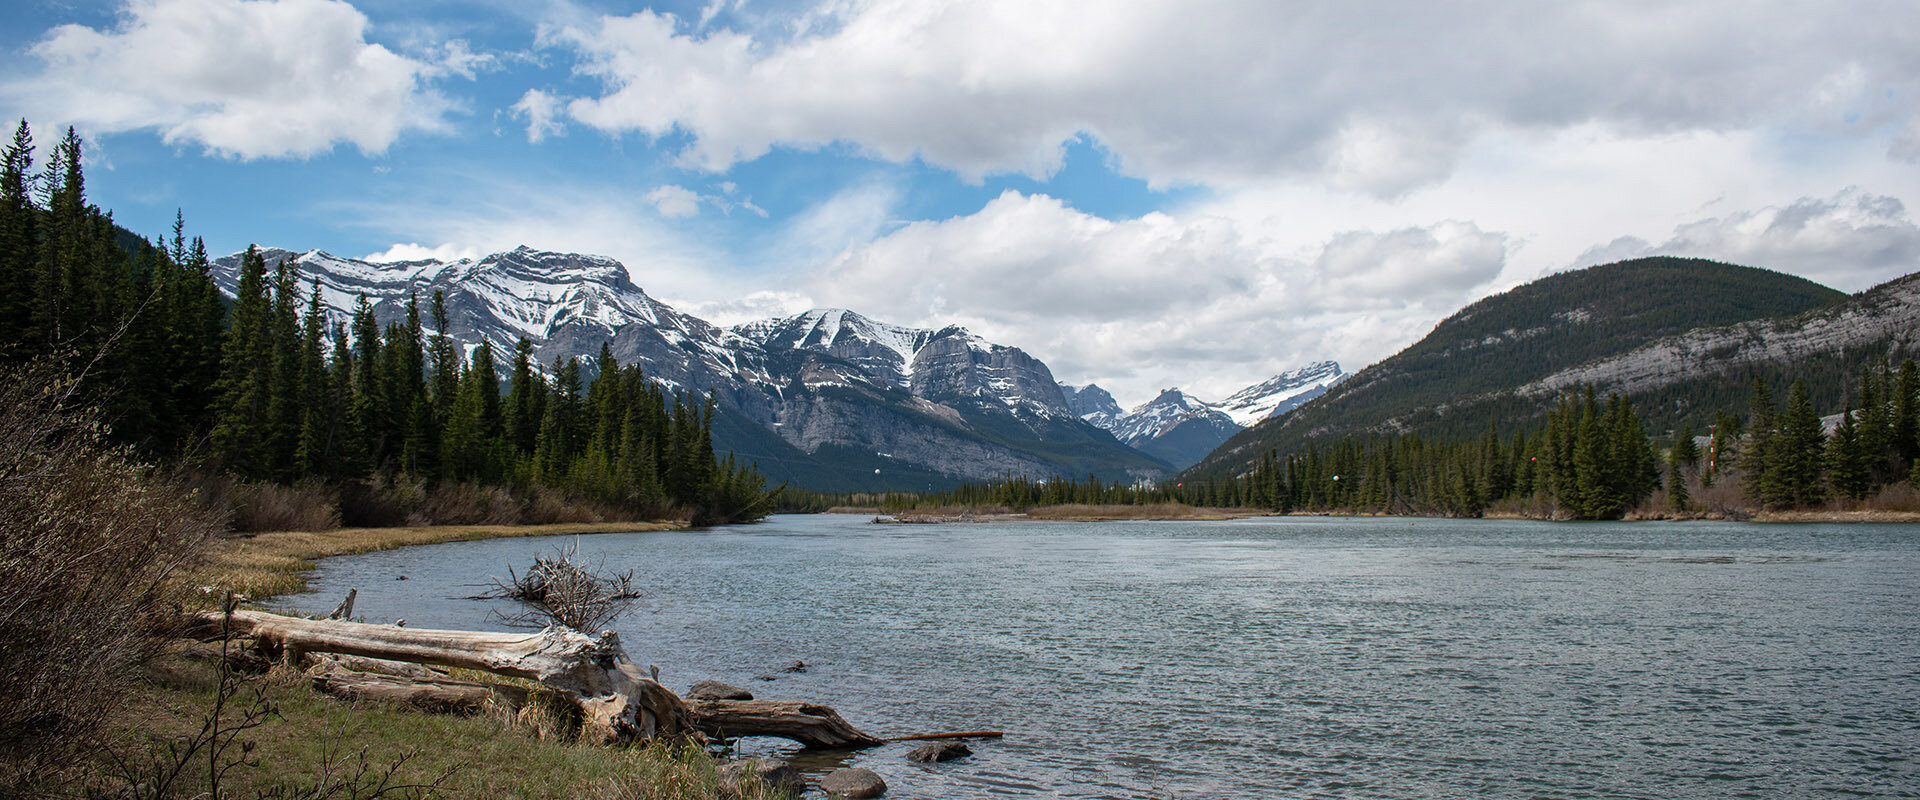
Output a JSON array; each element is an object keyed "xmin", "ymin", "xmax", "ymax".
[
  {"xmin": 1060, "ymin": 363, "xmax": 1344, "ymax": 469},
  {"xmin": 1216, "ymin": 361, "xmax": 1346, "ymax": 426},
  {"xmin": 1059, "ymin": 383, "xmax": 1123, "ymax": 429},
  {"xmin": 212, "ymin": 247, "xmax": 1165, "ymax": 488}
]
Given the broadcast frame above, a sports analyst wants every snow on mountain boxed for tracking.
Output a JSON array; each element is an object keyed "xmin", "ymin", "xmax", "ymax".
[
  {"xmin": 732, "ymin": 309, "xmax": 1073, "ymax": 416},
  {"xmin": 1217, "ymin": 361, "xmax": 1346, "ymax": 427},
  {"xmin": 1059, "ymin": 383, "xmax": 1123, "ymax": 429},
  {"xmin": 209, "ymin": 247, "xmax": 1154, "ymax": 485},
  {"xmin": 1109, "ymin": 388, "xmax": 1234, "ymax": 445}
]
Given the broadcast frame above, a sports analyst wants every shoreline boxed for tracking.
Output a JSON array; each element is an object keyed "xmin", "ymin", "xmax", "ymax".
[
  {"xmin": 202, "ymin": 520, "xmax": 685, "ymax": 602},
  {"xmin": 830, "ymin": 506, "xmax": 1920, "ymax": 525}
]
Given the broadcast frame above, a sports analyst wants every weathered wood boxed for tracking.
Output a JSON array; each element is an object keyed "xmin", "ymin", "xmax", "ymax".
[
  {"xmin": 198, "ymin": 609, "xmax": 690, "ymax": 745},
  {"xmin": 307, "ymin": 662, "xmax": 528, "ymax": 714},
  {"xmin": 688, "ymin": 699, "xmax": 884, "ymax": 749},
  {"xmin": 192, "ymin": 608, "xmax": 886, "ymax": 749}
]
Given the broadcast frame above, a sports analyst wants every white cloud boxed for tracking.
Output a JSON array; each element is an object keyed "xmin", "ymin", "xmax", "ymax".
[
  {"xmin": 5, "ymin": 0, "xmax": 462, "ymax": 159},
  {"xmin": 540, "ymin": 1, "xmax": 1920, "ymax": 195},
  {"xmin": 510, "ymin": 89, "xmax": 567, "ymax": 143},
  {"xmin": 645, "ymin": 184, "xmax": 703, "ymax": 218},
  {"xmin": 1571, "ymin": 188, "xmax": 1920, "ymax": 290},
  {"xmin": 361, "ymin": 241, "xmax": 482, "ymax": 263},
  {"xmin": 807, "ymin": 190, "xmax": 1509, "ymax": 406}
]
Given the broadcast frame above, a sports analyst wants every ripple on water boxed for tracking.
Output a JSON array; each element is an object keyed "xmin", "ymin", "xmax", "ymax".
[{"xmin": 285, "ymin": 516, "xmax": 1920, "ymax": 799}]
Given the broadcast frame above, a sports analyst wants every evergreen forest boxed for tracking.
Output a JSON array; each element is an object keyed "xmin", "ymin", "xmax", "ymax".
[
  {"xmin": 0, "ymin": 122, "xmax": 774, "ymax": 528},
  {"xmin": 802, "ymin": 369, "xmax": 1920, "ymax": 520}
]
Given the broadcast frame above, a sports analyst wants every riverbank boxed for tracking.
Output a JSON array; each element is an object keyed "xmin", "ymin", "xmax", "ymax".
[
  {"xmin": 839, "ymin": 503, "xmax": 1271, "ymax": 523},
  {"xmin": 203, "ymin": 521, "xmax": 683, "ymax": 604}
]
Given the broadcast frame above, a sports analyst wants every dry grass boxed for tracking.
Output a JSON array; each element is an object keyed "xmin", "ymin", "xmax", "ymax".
[{"xmin": 201, "ymin": 522, "xmax": 683, "ymax": 603}]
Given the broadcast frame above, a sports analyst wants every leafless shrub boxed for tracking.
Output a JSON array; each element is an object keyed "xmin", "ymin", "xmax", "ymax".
[
  {"xmin": 419, "ymin": 482, "xmax": 525, "ymax": 526},
  {"xmin": 229, "ymin": 478, "xmax": 342, "ymax": 533},
  {"xmin": 483, "ymin": 543, "xmax": 642, "ymax": 633},
  {"xmin": 0, "ymin": 361, "xmax": 221, "ymax": 788}
]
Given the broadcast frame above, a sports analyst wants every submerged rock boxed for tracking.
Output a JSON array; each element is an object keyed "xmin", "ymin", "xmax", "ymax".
[
  {"xmin": 687, "ymin": 680, "xmax": 754, "ymax": 701},
  {"xmin": 716, "ymin": 759, "xmax": 803, "ymax": 798},
  {"xmin": 820, "ymin": 767, "xmax": 888, "ymax": 798},
  {"xmin": 906, "ymin": 741, "xmax": 972, "ymax": 763}
]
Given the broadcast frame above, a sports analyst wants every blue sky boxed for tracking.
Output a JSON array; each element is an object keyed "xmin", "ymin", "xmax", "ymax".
[{"xmin": 5, "ymin": 0, "xmax": 1920, "ymax": 407}]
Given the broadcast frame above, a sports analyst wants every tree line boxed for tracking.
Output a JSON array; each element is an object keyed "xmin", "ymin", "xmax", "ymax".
[
  {"xmin": 817, "ymin": 367, "xmax": 1920, "ymax": 520},
  {"xmin": 0, "ymin": 121, "xmax": 772, "ymax": 526}
]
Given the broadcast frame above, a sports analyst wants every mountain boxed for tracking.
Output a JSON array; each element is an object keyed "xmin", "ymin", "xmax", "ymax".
[
  {"xmin": 1059, "ymin": 364, "xmax": 1344, "ymax": 469},
  {"xmin": 1215, "ymin": 361, "xmax": 1346, "ymax": 426},
  {"xmin": 1059, "ymin": 383, "xmax": 1123, "ymax": 429},
  {"xmin": 213, "ymin": 248, "xmax": 1169, "ymax": 490},
  {"xmin": 1104, "ymin": 388, "xmax": 1242, "ymax": 469},
  {"xmin": 1186, "ymin": 257, "xmax": 1852, "ymax": 479}
]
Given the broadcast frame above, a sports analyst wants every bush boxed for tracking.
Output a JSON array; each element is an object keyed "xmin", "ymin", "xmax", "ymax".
[
  {"xmin": 228, "ymin": 477, "xmax": 342, "ymax": 533},
  {"xmin": 0, "ymin": 362, "xmax": 221, "ymax": 786}
]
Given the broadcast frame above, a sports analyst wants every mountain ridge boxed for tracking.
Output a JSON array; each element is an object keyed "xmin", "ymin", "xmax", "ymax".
[
  {"xmin": 212, "ymin": 246, "xmax": 1169, "ymax": 490},
  {"xmin": 1185, "ymin": 256, "xmax": 1859, "ymax": 480}
]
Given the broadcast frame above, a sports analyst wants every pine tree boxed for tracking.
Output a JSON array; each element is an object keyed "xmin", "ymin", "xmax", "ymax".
[
  {"xmin": 506, "ymin": 337, "xmax": 538, "ymax": 455},
  {"xmin": 1768, "ymin": 379, "xmax": 1825, "ymax": 508},
  {"xmin": 1827, "ymin": 402, "xmax": 1872, "ymax": 501},
  {"xmin": 0, "ymin": 120, "xmax": 36, "ymax": 358},
  {"xmin": 209, "ymin": 247, "xmax": 274, "ymax": 479},
  {"xmin": 1742, "ymin": 378, "xmax": 1777, "ymax": 504},
  {"xmin": 1894, "ymin": 360, "xmax": 1919, "ymax": 471}
]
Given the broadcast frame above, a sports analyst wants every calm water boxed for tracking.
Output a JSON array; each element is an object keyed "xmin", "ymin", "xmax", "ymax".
[{"xmin": 286, "ymin": 515, "xmax": 1920, "ymax": 799}]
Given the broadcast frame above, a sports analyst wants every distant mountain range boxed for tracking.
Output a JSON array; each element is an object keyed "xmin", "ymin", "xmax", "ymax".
[
  {"xmin": 1186, "ymin": 256, "xmax": 1920, "ymax": 480},
  {"xmin": 1060, "ymin": 362, "xmax": 1345, "ymax": 468},
  {"xmin": 213, "ymin": 247, "xmax": 1169, "ymax": 491}
]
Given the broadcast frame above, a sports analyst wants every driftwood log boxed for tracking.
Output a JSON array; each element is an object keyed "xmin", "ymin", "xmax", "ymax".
[{"xmin": 193, "ymin": 608, "xmax": 881, "ymax": 748}]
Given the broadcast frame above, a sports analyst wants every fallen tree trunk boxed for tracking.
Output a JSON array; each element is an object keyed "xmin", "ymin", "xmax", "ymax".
[
  {"xmin": 688, "ymin": 700, "xmax": 883, "ymax": 749},
  {"xmin": 192, "ymin": 608, "xmax": 882, "ymax": 749},
  {"xmin": 307, "ymin": 662, "xmax": 528, "ymax": 715}
]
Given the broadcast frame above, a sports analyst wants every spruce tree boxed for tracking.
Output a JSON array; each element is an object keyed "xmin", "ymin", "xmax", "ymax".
[
  {"xmin": 0, "ymin": 120, "xmax": 36, "ymax": 358},
  {"xmin": 1894, "ymin": 360, "xmax": 1919, "ymax": 470},
  {"xmin": 209, "ymin": 247, "xmax": 274, "ymax": 479},
  {"xmin": 1742, "ymin": 378, "xmax": 1777, "ymax": 504},
  {"xmin": 1827, "ymin": 403, "xmax": 1872, "ymax": 501},
  {"xmin": 1768, "ymin": 379, "xmax": 1825, "ymax": 508}
]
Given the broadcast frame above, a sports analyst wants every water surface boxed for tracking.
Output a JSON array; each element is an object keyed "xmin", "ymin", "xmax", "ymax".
[{"xmin": 287, "ymin": 515, "xmax": 1920, "ymax": 799}]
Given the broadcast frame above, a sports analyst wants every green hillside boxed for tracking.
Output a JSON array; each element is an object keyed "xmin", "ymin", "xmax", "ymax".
[{"xmin": 1187, "ymin": 257, "xmax": 1847, "ymax": 479}]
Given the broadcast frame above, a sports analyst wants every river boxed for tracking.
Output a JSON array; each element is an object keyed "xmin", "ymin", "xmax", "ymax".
[{"xmin": 285, "ymin": 514, "xmax": 1920, "ymax": 799}]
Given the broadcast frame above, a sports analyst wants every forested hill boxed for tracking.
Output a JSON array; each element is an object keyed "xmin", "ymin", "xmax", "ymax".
[{"xmin": 1185, "ymin": 257, "xmax": 1847, "ymax": 480}]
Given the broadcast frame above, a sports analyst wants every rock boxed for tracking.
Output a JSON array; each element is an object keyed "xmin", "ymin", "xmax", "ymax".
[
  {"xmin": 905, "ymin": 741, "xmax": 972, "ymax": 763},
  {"xmin": 716, "ymin": 759, "xmax": 804, "ymax": 799},
  {"xmin": 687, "ymin": 680, "xmax": 755, "ymax": 701},
  {"xmin": 819, "ymin": 767, "xmax": 887, "ymax": 799}
]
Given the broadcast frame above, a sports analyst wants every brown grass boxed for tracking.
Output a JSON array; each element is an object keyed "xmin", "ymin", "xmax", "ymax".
[{"xmin": 201, "ymin": 522, "xmax": 684, "ymax": 602}]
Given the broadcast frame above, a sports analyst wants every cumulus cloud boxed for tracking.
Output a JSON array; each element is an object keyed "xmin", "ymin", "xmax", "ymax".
[
  {"xmin": 537, "ymin": 1, "xmax": 1920, "ymax": 195},
  {"xmin": 1571, "ymin": 188, "xmax": 1920, "ymax": 290},
  {"xmin": 645, "ymin": 185, "xmax": 703, "ymax": 218},
  {"xmin": 808, "ymin": 190, "xmax": 1509, "ymax": 405},
  {"xmin": 510, "ymin": 89, "xmax": 567, "ymax": 143},
  {"xmin": 5, "ymin": 0, "xmax": 466, "ymax": 159},
  {"xmin": 361, "ymin": 241, "xmax": 482, "ymax": 264}
]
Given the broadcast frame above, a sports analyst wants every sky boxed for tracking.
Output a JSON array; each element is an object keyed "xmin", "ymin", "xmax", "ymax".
[{"xmin": 4, "ymin": 0, "xmax": 1920, "ymax": 409}]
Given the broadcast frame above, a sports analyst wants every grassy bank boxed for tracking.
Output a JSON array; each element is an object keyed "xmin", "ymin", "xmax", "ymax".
[
  {"xmin": 101, "ymin": 641, "xmax": 759, "ymax": 800},
  {"xmin": 203, "ymin": 521, "xmax": 684, "ymax": 601}
]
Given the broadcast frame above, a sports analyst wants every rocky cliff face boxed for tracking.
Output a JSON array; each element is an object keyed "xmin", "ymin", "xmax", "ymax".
[{"xmin": 1522, "ymin": 272, "xmax": 1920, "ymax": 399}]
